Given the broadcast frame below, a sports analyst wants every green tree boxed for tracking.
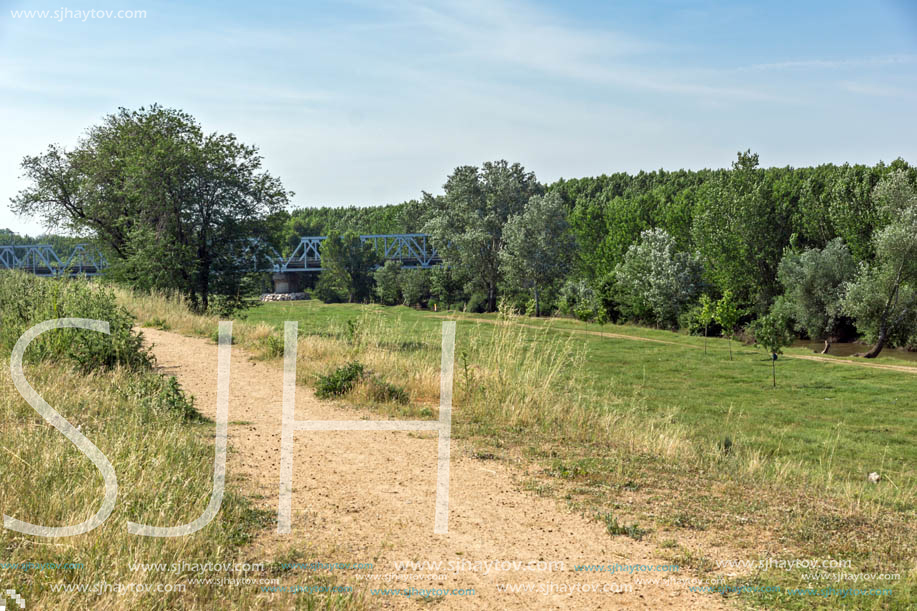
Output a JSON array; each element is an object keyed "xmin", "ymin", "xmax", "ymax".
[
  {"xmin": 499, "ymin": 192, "xmax": 574, "ymax": 316},
  {"xmin": 750, "ymin": 311, "xmax": 795, "ymax": 387},
  {"xmin": 423, "ymin": 160, "xmax": 543, "ymax": 311},
  {"xmin": 715, "ymin": 290, "xmax": 741, "ymax": 360},
  {"xmin": 613, "ymin": 228, "xmax": 703, "ymax": 328},
  {"xmin": 692, "ymin": 151, "xmax": 792, "ymax": 312},
  {"xmin": 777, "ymin": 238, "xmax": 856, "ymax": 350},
  {"xmin": 698, "ymin": 294, "xmax": 716, "ymax": 354},
  {"xmin": 841, "ymin": 170, "xmax": 917, "ymax": 357},
  {"xmin": 429, "ymin": 266, "xmax": 463, "ymax": 309},
  {"xmin": 11, "ymin": 105, "xmax": 290, "ymax": 311},
  {"xmin": 373, "ymin": 260, "xmax": 402, "ymax": 305},
  {"xmin": 316, "ymin": 231, "xmax": 379, "ymax": 303},
  {"xmin": 399, "ymin": 268, "xmax": 430, "ymax": 307}
]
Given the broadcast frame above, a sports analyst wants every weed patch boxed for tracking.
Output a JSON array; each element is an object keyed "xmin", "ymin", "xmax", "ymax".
[{"xmin": 316, "ymin": 361, "xmax": 366, "ymax": 398}]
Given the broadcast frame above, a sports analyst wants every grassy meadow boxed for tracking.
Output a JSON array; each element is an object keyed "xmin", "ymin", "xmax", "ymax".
[{"xmin": 119, "ymin": 290, "xmax": 917, "ymax": 610}]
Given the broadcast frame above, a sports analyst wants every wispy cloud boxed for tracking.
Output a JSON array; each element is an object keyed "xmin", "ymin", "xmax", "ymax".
[
  {"xmin": 741, "ymin": 54, "xmax": 917, "ymax": 71},
  {"xmin": 364, "ymin": 0, "xmax": 779, "ymax": 101},
  {"xmin": 840, "ymin": 80, "xmax": 916, "ymax": 98}
]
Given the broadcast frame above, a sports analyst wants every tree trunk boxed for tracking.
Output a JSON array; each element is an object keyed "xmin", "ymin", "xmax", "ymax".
[
  {"xmin": 820, "ymin": 340, "xmax": 830, "ymax": 354},
  {"xmin": 199, "ymin": 268, "xmax": 210, "ymax": 312},
  {"xmin": 728, "ymin": 337, "xmax": 732, "ymax": 360},
  {"xmin": 533, "ymin": 286, "xmax": 540, "ymax": 317},
  {"xmin": 859, "ymin": 266, "xmax": 903, "ymax": 359},
  {"xmin": 772, "ymin": 358, "xmax": 776, "ymax": 388},
  {"xmin": 861, "ymin": 327, "xmax": 888, "ymax": 359},
  {"xmin": 704, "ymin": 324, "xmax": 708, "ymax": 355},
  {"xmin": 487, "ymin": 285, "xmax": 496, "ymax": 312}
]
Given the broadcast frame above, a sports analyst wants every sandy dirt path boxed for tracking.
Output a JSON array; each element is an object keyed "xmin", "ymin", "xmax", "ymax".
[{"xmin": 143, "ymin": 328, "xmax": 727, "ymax": 610}]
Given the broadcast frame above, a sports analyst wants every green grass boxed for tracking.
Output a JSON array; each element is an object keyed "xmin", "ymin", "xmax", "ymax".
[{"xmin": 242, "ymin": 300, "xmax": 917, "ymax": 493}]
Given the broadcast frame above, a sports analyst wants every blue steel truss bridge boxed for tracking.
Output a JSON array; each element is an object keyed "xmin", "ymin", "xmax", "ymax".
[
  {"xmin": 274, "ymin": 234, "xmax": 441, "ymax": 272},
  {"xmin": 1, "ymin": 234, "xmax": 441, "ymax": 278},
  {"xmin": 0, "ymin": 244, "xmax": 108, "ymax": 276}
]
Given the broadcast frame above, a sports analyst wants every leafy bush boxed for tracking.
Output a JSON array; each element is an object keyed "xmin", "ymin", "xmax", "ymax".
[
  {"xmin": 314, "ymin": 272, "xmax": 348, "ymax": 303},
  {"xmin": 0, "ymin": 272, "xmax": 150, "ymax": 371},
  {"xmin": 255, "ymin": 333, "xmax": 283, "ymax": 358},
  {"xmin": 115, "ymin": 372, "xmax": 201, "ymax": 422},
  {"xmin": 429, "ymin": 266, "xmax": 464, "ymax": 308},
  {"xmin": 678, "ymin": 303, "xmax": 708, "ymax": 336},
  {"xmin": 614, "ymin": 228, "xmax": 703, "ymax": 328},
  {"xmin": 315, "ymin": 361, "xmax": 365, "ymax": 398},
  {"xmin": 557, "ymin": 279, "xmax": 599, "ymax": 321},
  {"xmin": 465, "ymin": 292, "xmax": 488, "ymax": 313},
  {"xmin": 595, "ymin": 274, "xmax": 621, "ymax": 324}
]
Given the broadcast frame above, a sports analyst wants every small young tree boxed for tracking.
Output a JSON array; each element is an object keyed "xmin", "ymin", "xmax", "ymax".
[
  {"xmin": 373, "ymin": 260, "xmax": 402, "ymax": 305},
  {"xmin": 750, "ymin": 311, "xmax": 795, "ymax": 387},
  {"xmin": 698, "ymin": 294, "xmax": 716, "ymax": 354},
  {"xmin": 715, "ymin": 290, "xmax": 741, "ymax": 360}
]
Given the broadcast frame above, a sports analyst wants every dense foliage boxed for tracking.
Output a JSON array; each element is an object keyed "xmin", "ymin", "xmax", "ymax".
[
  {"xmin": 9, "ymin": 104, "xmax": 915, "ymax": 354},
  {"xmin": 273, "ymin": 154, "xmax": 916, "ymax": 355},
  {"xmin": 0, "ymin": 271, "xmax": 149, "ymax": 370},
  {"xmin": 11, "ymin": 105, "xmax": 291, "ymax": 311}
]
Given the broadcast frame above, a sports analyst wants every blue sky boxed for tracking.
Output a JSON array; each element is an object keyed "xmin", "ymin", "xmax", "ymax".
[{"xmin": 1, "ymin": 0, "xmax": 916, "ymax": 235}]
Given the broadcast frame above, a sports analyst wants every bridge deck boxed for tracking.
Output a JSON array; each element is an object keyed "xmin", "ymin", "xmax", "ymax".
[{"xmin": 1, "ymin": 234, "xmax": 441, "ymax": 277}]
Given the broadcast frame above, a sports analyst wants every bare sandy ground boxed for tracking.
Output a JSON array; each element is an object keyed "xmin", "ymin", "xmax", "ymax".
[{"xmin": 143, "ymin": 328, "xmax": 727, "ymax": 610}]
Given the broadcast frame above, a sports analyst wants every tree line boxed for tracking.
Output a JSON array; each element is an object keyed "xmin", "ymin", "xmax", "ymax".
[{"xmin": 9, "ymin": 106, "xmax": 916, "ymax": 356}]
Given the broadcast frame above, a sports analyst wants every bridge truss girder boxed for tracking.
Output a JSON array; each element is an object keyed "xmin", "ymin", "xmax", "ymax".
[
  {"xmin": 274, "ymin": 234, "xmax": 441, "ymax": 273},
  {"xmin": 0, "ymin": 244, "xmax": 108, "ymax": 276}
]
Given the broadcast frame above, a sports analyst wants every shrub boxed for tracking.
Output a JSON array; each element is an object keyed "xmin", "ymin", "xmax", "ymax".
[
  {"xmin": 595, "ymin": 274, "xmax": 621, "ymax": 323},
  {"xmin": 315, "ymin": 361, "xmax": 365, "ymax": 398},
  {"xmin": 314, "ymin": 272, "xmax": 347, "ymax": 303},
  {"xmin": 0, "ymin": 272, "xmax": 150, "ymax": 371},
  {"xmin": 465, "ymin": 292, "xmax": 488, "ymax": 313},
  {"xmin": 255, "ymin": 334, "xmax": 283, "ymax": 358},
  {"xmin": 614, "ymin": 228, "xmax": 703, "ymax": 328},
  {"xmin": 115, "ymin": 372, "xmax": 201, "ymax": 422},
  {"xmin": 557, "ymin": 279, "xmax": 598, "ymax": 321},
  {"xmin": 429, "ymin": 266, "xmax": 464, "ymax": 307}
]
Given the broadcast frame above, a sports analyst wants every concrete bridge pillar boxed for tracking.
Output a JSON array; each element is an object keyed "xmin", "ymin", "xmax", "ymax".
[{"xmin": 272, "ymin": 273, "xmax": 293, "ymax": 294}]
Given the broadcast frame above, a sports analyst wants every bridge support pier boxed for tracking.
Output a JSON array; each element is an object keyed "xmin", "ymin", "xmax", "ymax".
[{"xmin": 272, "ymin": 273, "xmax": 294, "ymax": 294}]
